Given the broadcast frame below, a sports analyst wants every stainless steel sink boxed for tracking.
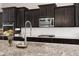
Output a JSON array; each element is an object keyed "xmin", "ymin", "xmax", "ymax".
[
  {"xmin": 38, "ymin": 35, "xmax": 55, "ymax": 38},
  {"xmin": 16, "ymin": 42, "xmax": 27, "ymax": 48},
  {"xmin": 16, "ymin": 21, "xmax": 32, "ymax": 49}
]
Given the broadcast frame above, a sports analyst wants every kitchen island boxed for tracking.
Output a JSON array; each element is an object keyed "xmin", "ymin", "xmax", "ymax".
[{"xmin": 0, "ymin": 40, "xmax": 79, "ymax": 56}]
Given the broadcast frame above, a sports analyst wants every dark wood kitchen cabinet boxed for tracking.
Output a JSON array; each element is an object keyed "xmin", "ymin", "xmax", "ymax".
[
  {"xmin": 65, "ymin": 6, "xmax": 75, "ymax": 27},
  {"xmin": 2, "ymin": 7, "xmax": 17, "ymax": 23},
  {"xmin": 16, "ymin": 7, "xmax": 28, "ymax": 28},
  {"xmin": 31, "ymin": 9, "xmax": 39, "ymax": 27},
  {"xmin": 0, "ymin": 12, "xmax": 2, "ymax": 28},
  {"xmin": 55, "ymin": 7, "xmax": 65, "ymax": 27},
  {"xmin": 25, "ymin": 9, "xmax": 40, "ymax": 27},
  {"xmin": 55, "ymin": 6, "xmax": 75, "ymax": 27},
  {"xmin": 39, "ymin": 4, "xmax": 56, "ymax": 18},
  {"xmin": 39, "ymin": 6, "xmax": 47, "ymax": 18},
  {"xmin": 75, "ymin": 3, "xmax": 79, "ymax": 27},
  {"xmin": 3, "ymin": 3, "xmax": 79, "ymax": 28},
  {"xmin": 2, "ymin": 7, "xmax": 28, "ymax": 28},
  {"xmin": 2, "ymin": 7, "xmax": 17, "ymax": 29}
]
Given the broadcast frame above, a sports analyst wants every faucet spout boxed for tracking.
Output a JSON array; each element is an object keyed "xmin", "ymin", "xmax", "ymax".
[{"xmin": 24, "ymin": 21, "xmax": 32, "ymax": 45}]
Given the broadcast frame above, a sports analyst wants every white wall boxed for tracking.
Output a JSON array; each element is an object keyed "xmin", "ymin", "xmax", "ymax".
[
  {"xmin": 21, "ymin": 27, "xmax": 79, "ymax": 39},
  {"xmin": 0, "ymin": 4, "xmax": 2, "ymax": 12}
]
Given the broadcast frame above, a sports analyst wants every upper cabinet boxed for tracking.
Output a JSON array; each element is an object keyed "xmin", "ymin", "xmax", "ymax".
[
  {"xmin": 2, "ymin": 7, "xmax": 28, "ymax": 28},
  {"xmin": 65, "ymin": 6, "xmax": 75, "ymax": 27},
  {"xmin": 2, "ymin": 3, "xmax": 79, "ymax": 27},
  {"xmin": 55, "ymin": 6, "xmax": 75, "ymax": 27},
  {"xmin": 55, "ymin": 7, "xmax": 65, "ymax": 27},
  {"xmin": 2, "ymin": 7, "xmax": 17, "ymax": 23},
  {"xmin": 39, "ymin": 4, "xmax": 56, "ymax": 18},
  {"xmin": 0, "ymin": 13, "xmax": 2, "ymax": 27},
  {"xmin": 16, "ymin": 7, "xmax": 28, "ymax": 28},
  {"xmin": 75, "ymin": 3, "xmax": 79, "ymax": 27},
  {"xmin": 25, "ymin": 9, "xmax": 40, "ymax": 27}
]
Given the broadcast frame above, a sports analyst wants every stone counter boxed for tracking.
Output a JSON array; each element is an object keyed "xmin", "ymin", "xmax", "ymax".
[
  {"xmin": 21, "ymin": 27, "xmax": 79, "ymax": 39},
  {"xmin": 0, "ymin": 40, "xmax": 79, "ymax": 56}
]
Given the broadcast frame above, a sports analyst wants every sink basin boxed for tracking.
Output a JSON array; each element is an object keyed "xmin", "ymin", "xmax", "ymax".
[
  {"xmin": 16, "ymin": 43, "xmax": 27, "ymax": 48},
  {"xmin": 38, "ymin": 35, "xmax": 55, "ymax": 38}
]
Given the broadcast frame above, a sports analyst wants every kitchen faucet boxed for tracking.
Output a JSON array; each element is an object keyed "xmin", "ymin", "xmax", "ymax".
[
  {"xmin": 24, "ymin": 21, "xmax": 32, "ymax": 45},
  {"xmin": 16, "ymin": 20, "xmax": 32, "ymax": 48}
]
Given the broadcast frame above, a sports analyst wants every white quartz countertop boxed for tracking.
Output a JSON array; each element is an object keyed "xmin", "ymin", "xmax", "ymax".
[
  {"xmin": 21, "ymin": 27, "xmax": 79, "ymax": 39},
  {"xmin": 0, "ymin": 40, "xmax": 79, "ymax": 56}
]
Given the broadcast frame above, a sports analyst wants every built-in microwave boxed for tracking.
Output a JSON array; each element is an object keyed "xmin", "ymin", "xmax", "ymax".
[{"xmin": 39, "ymin": 18, "xmax": 54, "ymax": 27}]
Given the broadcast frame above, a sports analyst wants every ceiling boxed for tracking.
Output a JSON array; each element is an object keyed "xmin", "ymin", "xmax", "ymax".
[{"xmin": 0, "ymin": 3, "xmax": 74, "ymax": 12}]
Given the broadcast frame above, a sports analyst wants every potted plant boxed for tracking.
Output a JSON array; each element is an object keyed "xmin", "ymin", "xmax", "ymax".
[{"xmin": 3, "ymin": 29, "xmax": 14, "ymax": 47}]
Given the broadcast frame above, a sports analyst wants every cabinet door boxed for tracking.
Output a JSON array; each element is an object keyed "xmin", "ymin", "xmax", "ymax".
[
  {"xmin": 39, "ymin": 4, "xmax": 56, "ymax": 18},
  {"xmin": 16, "ymin": 9, "xmax": 20, "ymax": 27},
  {"xmin": 75, "ymin": 3, "xmax": 79, "ymax": 27},
  {"xmin": 64, "ymin": 6, "xmax": 75, "ymax": 27},
  {"xmin": 16, "ymin": 8, "xmax": 26, "ymax": 27},
  {"xmin": 9, "ymin": 8, "xmax": 16, "ymax": 22},
  {"xmin": 47, "ymin": 5, "xmax": 55, "ymax": 17},
  {"xmin": 40, "ymin": 6, "xmax": 47, "ymax": 18},
  {"xmin": 3, "ymin": 9, "xmax": 9, "ymax": 23},
  {"xmin": 25, "ymin": 10, "xmax": 32, "ymax": 27},
  {"xmin": 32, "ymin": 10, "xmax": 39, "ymax": 27},
  {"xmin": 0, "ymin": 13, "xmax": 2, "ymax": 27},
  {"xmin": 55, "ymin": 6, "xmax": 75, "ymax": 27},
  {"xmin": 26, "ymin": 9, "xmax": 39, "ymax": 27},
  {"xmin": 19, "ymin": 8, "xmax": 25, "ymax": 27},
  {"xmin": 2, "ymin": 7, "xmax": 16, "ymax": 23},
  {"xmin": 55, "ymin": 8, "xmax": 65, "ymax": 27}
]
